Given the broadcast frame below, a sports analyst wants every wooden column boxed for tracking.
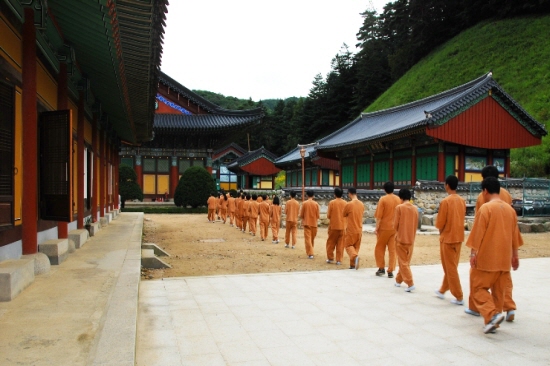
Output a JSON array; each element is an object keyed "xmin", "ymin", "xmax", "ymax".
[
  {"xmin": 91, "ymin": 116, "xmax": 98, "ymax": 222},
  {"xmin": 369, "ymin": 155, "xmax": 374, "ymax": 189},
  {"xmin": 114, "ymin": 149, "xmax": 119, "ymax": 209},
  {"xmin": 437, "ymin": 142, "xmax": 445, "ymax": 182},
  {"xmin": 22, "ymin": 7, "xmax": 38, "ymax": 254},
  {"xmin": 135, "ymin": 155, "xmax": 143, "ymax": 189},
  {"xmin": 56, "ymin": 61, "xmax": 69, "ymax": 238},
  {"xmin": 99, "ymin": 130, "xmax": 105, "ymax": 217},
  {"xmin": 338, "ymin": 161, "xmax": 342, "ymax": 188},
  {"xmin": 488, "ymin": 150, "xmax": 494, "ymax": 166},
  {"xmin": 411, "ymin": 147, "xmax": 417, "ymax": 185},
  {"xmin": 505, "ymin": 150, "xmax": 511, "ymax": 178},
  {"xmin": 77, "ymin": 92, "xmax": 85, "ymax": 228},
  {"xmin": 170, "ymin": 156, "xmax": 178, "ymax": 198},
  {"xmin": 389, "ymin": 150, "xmax": 394, "ymax": 183},
  {"xmin": 458, "ymin": 147, "xmax": 465, "ymax": 181}
]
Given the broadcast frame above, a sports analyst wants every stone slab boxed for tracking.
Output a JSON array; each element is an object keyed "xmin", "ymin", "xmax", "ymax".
[
  {"xmin": 0, "ymin": 258, "xmax": 35, "ymax": 301},
  {"xmin": 38, "ymin": 239, "xmax": 69, "ymax": 265},
  {"xmin": 141, "ymin": 243, "xmax": 170, "ymax": 257},
  {"xmin": 100, "ymin": 217, "xmax": 108, "ymax": 228},
  {"xmin": 68, "ymin": 229, "xmax": 89, "ymax": 249}
]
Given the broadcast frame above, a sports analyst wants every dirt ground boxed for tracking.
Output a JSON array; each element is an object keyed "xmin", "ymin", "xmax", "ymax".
[{"xmin": 141, "ymin": 214, "xmax": 550, "ymax": 279}]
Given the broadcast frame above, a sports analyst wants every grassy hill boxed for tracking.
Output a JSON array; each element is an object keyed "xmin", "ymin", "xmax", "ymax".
[{"xmin": 364, "ymin": 15, "xmax": 550, "ymax": 177}]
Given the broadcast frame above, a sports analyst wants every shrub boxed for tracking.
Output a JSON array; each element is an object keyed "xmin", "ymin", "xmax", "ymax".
[
  {"xmin": 174, "ymin": 166, "xmax": 216, "ymax": 208},
  {"xmin": 119, "ymin": 164, "xmax": 143, "ymax": 208},
  {"xmin": 229, "ymin": 189, "xmax": 238, "ymax": 198}
]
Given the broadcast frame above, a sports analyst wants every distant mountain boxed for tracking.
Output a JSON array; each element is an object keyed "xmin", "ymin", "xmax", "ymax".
[{"xmin": 193, "ymin": 90, "xmax": 299, "ymax": 114}]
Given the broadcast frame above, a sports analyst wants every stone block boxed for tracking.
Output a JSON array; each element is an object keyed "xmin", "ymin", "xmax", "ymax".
[
  {"xmin": 0, "ymin": 258, "xmax": 35, "ymax": 301},
  {"xmin": 544, "ymin": 222, "xmax": 550, "ymax": 231},
  {"xmin": 21, "ymin": 253, "xmax": 50, "ymax": 275},
  {"xmin": 530, "ymin": 223, "xmax": 546, "ymax": 233},
  {"xmin": 422, "ymin": 215, "xmax": 433, "ymax": 226},
  {"xmin": 100, "ymin": 217, "xmax": 108, "ymax": 227},
  {"xmin": 141, "ymin": 243, "xmax": 171, "ymax": 257},
  {"xmin": 68, "ymin": 239, "xmax": 76, "ymax": 254},
  {"xmin": 38, "ymin": 239, "xmax": 69, "ymax": 265},
  {"xmin": 88, "ymin": 222, "xmax": 100, "ymax": 236},
  {"xmin": 518, "ymin": 222, "xmax": 531, "ymax": 233},
  {"xmin": 433, "ymin": 213, "xmax": 438, "ymax": 226},
  {"xmin": 68, "ymin": 229, "xmax": 89, "ymax": 249}
]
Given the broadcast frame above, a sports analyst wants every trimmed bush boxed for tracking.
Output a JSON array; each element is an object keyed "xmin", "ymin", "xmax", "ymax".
[
  {"xmin": 174, "ymin": 166, "xmax": 216, "ymax": 208},
  {"xmin": 119, "ymin": 164, "xmax": 143, "ymax": 208}
]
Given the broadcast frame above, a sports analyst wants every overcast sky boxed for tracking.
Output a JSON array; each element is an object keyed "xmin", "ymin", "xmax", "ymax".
[{"xmin": 161, "ymin": 1, "xmax": 389, "ymax": 101}]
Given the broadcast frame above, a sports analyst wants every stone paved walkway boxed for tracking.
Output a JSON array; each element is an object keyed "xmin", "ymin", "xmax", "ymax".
[{"xmin": 137, "ymin": 258, "xmax": 550, "ymax": 365}]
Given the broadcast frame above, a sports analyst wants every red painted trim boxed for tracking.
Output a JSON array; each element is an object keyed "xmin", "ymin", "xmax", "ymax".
[
  {"xmin": 426, "ymin": 98, "xmax": 541, "ymax": 148},
  {"xmin": 22, "ymin": 8, "xmax": 38, "ymax": 254},
  {"xmin": 77, "ymin": 92, "xmax": 85, "ymax": 228},
  {"xmin": 156, "ymin": 100, "xmax": 184, "ymax": 114},
  {"xmin": 135, "ymin": 164, "xmax": 143, "ymax": 190},
  {"xmin": 505, "ymin": 153, "xmax": 511, "ymax": 178},
  {"xmin": 458, "ymin": 147, "xmax": 465, "ymax": 181},
  {"xmin": 57, "ymin": 63, "xmax": 69, "ymax": 238}
]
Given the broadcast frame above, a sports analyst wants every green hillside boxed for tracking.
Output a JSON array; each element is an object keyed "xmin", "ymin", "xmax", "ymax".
[{"xmin": 364, "ymin": 15, "xmax": 550, "ymax": 177}]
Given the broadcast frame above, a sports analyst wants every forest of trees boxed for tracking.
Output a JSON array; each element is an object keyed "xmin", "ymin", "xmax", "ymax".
[{"xmin": 197, "ymin": 0, "xmax": 550, "ymax": 161}]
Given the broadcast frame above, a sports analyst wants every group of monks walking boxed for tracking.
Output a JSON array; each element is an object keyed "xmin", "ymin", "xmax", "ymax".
[{"xmin": 205, "ymin": 164, "xmax": 521, "ymax": 334}]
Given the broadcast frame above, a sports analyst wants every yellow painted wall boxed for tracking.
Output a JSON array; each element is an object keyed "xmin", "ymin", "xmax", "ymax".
[
  {"xmin": 14, "ymin": 87, "xmax": 22, "ymax": 225},
  {"xmin": 156, "ymin": 175, "xmax": 169, "ymax": 194},
  {"xmin": 465, "ymin": 172, "xmax": 483, "ymax": 182},
  {"xmin": 0, "ymin": 15, "xmax": 22, "ymax": 71},
  {"xmin": 143, "ymin": 174, "xmax": 155, "ymax": 194},
  {"xmin": 335, "ymin": 175, "xmax": 340, "ymax": 186},
  {"xmin": 36, "ymin": 61, "xmax": 57, "ymax": 110},
  {"xmin": 260, "ymin": 181, "xmax": 273, "ymax": 189},
  {"xmin": 220, "ymin": 183, "xmax": 237, "ymax": 191}
]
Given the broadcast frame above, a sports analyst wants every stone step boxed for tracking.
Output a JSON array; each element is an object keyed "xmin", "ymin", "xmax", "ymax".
[
  {"xmin": 141, "ymin": 243, "xmax": 170, "ymax": 257},
  {"xmin": 0, "ymin": 258, "xmax": 35, "ymax": 302},
  {"xmin": 68, "ymin": 229, "xmax": 89, "ymax": 249},
  {"xmin": 39, "ymin": 239, "xmax": 69, "ymax": 265},
  {"xmin": 141, "ymin": 249, "xmax": 171, "ymax": 269},
  {"xmin": 87, "ymin": 222, "xmax": 100, "ymax": 237}
]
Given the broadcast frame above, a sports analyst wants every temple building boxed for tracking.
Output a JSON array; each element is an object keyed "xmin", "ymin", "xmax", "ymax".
[
  {"xmin": 119, "ymin": 72, "xmax": 264, "ymax": 200},
  {"xmin": 0, "ymin": 1, "xmax": 167, "ymax": 273},
  {"xmin": 310, "ymin": 73, "xmax": 547, "ymax": 188},
  {"xmin": 227, "ymin": 147, "xmax": 281, "ymax": 190}
]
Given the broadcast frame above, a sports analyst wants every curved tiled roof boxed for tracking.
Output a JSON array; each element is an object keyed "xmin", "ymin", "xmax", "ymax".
[
  {"xmin": 317, "ymin": 73, "xmax": 547, "ymax": 151},
  {"xmin": 228, "ymin": 147, "xmax": 278, "ymax": 169},
  {"xmin": 158, "ymin": 72, "xmax": 263, "ymax": 117},
  {"xmin": 213, "ymin": 143, "xmax": 247, "ymax": 157},
  {"xmin": 275, "ymin": 145, "xmax": 317, "ymax": 166},
  {"xmin": 154, "ymin": 114, "xmax": 262, "ymax": 132}
]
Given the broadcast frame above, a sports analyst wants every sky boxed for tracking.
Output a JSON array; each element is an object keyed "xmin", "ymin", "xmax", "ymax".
[{"xmin": 161, "ymin": 1, "xmax": 389, "ymax": 101}]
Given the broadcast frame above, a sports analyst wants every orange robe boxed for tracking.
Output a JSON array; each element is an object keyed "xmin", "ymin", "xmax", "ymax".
[
  {"xmin": 228, "ymin": 196, "xmax": 236, "ymax": 225},
  {"xmin": 435, "ymin": 193, "xmax": 466, "ymax": 300},
  {"xmin": 270, "ymin": 204, "xmax": 281, "ymax": 241},
  {"xmin": 242, "ymin": 200, "xmax": 250, "ymax": 232},
  {"xmin": 343, "ymin": 199, "xmax": 364, "ymax": 267},
  {"xmin": 259, "ymin": 201, "xmax": 270, "ymax": 239},
  {"xmin": 374, "ymin": 193, "xmax": 401, "ymax": 272},
  {"xmin": 299, "ymin": 198, "xmax": 320, "ymax": 256},
  {"xmin": 326, "ymin": 197, "xmax": 346, "ymax": 262},
  {"xmin": 284, "ymin": 198, "xmax": 300, "ymax": 246},
  {"xmin": 207, "ymin": 196, "xmax": 217, "ymax": 221},
  {"xmin": 393, "ymin": 202, "xmax": 418, "ymax": 287},
  {"xmin": 466, "ymin": 199, "xmax": 522, "ymax": 324},
  {"xmin": 248, "ymin": 200, "xmax": 259, "ymax": 234}
]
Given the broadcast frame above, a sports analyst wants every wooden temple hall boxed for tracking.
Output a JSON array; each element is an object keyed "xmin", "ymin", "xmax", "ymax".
[
  {"xmin": 278, "ymin": 73, "xmax": 547, "ymax": 189},
  {"xmin": 119, "ymin": 72, "xmax": 266, "ymax": 199},
  {"xmin": 0, "ymin": 1, "xmax": 168, "ymax": 271}
]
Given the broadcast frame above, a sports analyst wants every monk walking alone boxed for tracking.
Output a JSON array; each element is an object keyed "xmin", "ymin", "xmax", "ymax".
[{"xmin": 393, "ymin": 189, "xmax": 418, "ymax": 292}]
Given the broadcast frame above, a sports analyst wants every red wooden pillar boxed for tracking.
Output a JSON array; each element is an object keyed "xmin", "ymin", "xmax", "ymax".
[
  {"xmin": 317, "ymin": 169, "xmax": 321, "ymax": 187},
  {"xmin": 411, "ymin": 147, "xmax": 417, "ymax": 186},
  {"xmin": 170, "ymin": 157, "xmax": 178, "ymax": 198},
  {"xmin": 99, "ymin": 130, "xmax": 105, "ymax": 217},
  {"xmin": 369, "ymin": 155, "xmax": 374, "ymax": 189},
  {"xmin": 338, "ymin": 161, "xmax": 343, "ymax": 188},
  {"xmin": 437, "ymin": 142, "xmax": 445, "ymax": 182},
  {"xmin": 135, "ymin": 156, "xmax": 143, "ymax": 189},
  {"xmin": 488, "ymin": 150, "xmax": 493, "ymax": 166},
  {"xmin": 91, "ymin": 116, "xmax": 98, "ymax": 222},
  {"xmin": 114, "ymin": 150, "xmax": 119, "ymax": 209},
  {"xmin": 22, "ymin": 7, "xmax": 38, "ymax": 254},
  {"xmin": 77, "ymin": 92, "xmax": 85, "ymax": 228},
  {"xmin": 458, "ymin": 147, "xmax": 465, "ymax": 182},
  {"xmin": 56, "ymin": 61, "xmax": 69, "ymax": 238}
]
